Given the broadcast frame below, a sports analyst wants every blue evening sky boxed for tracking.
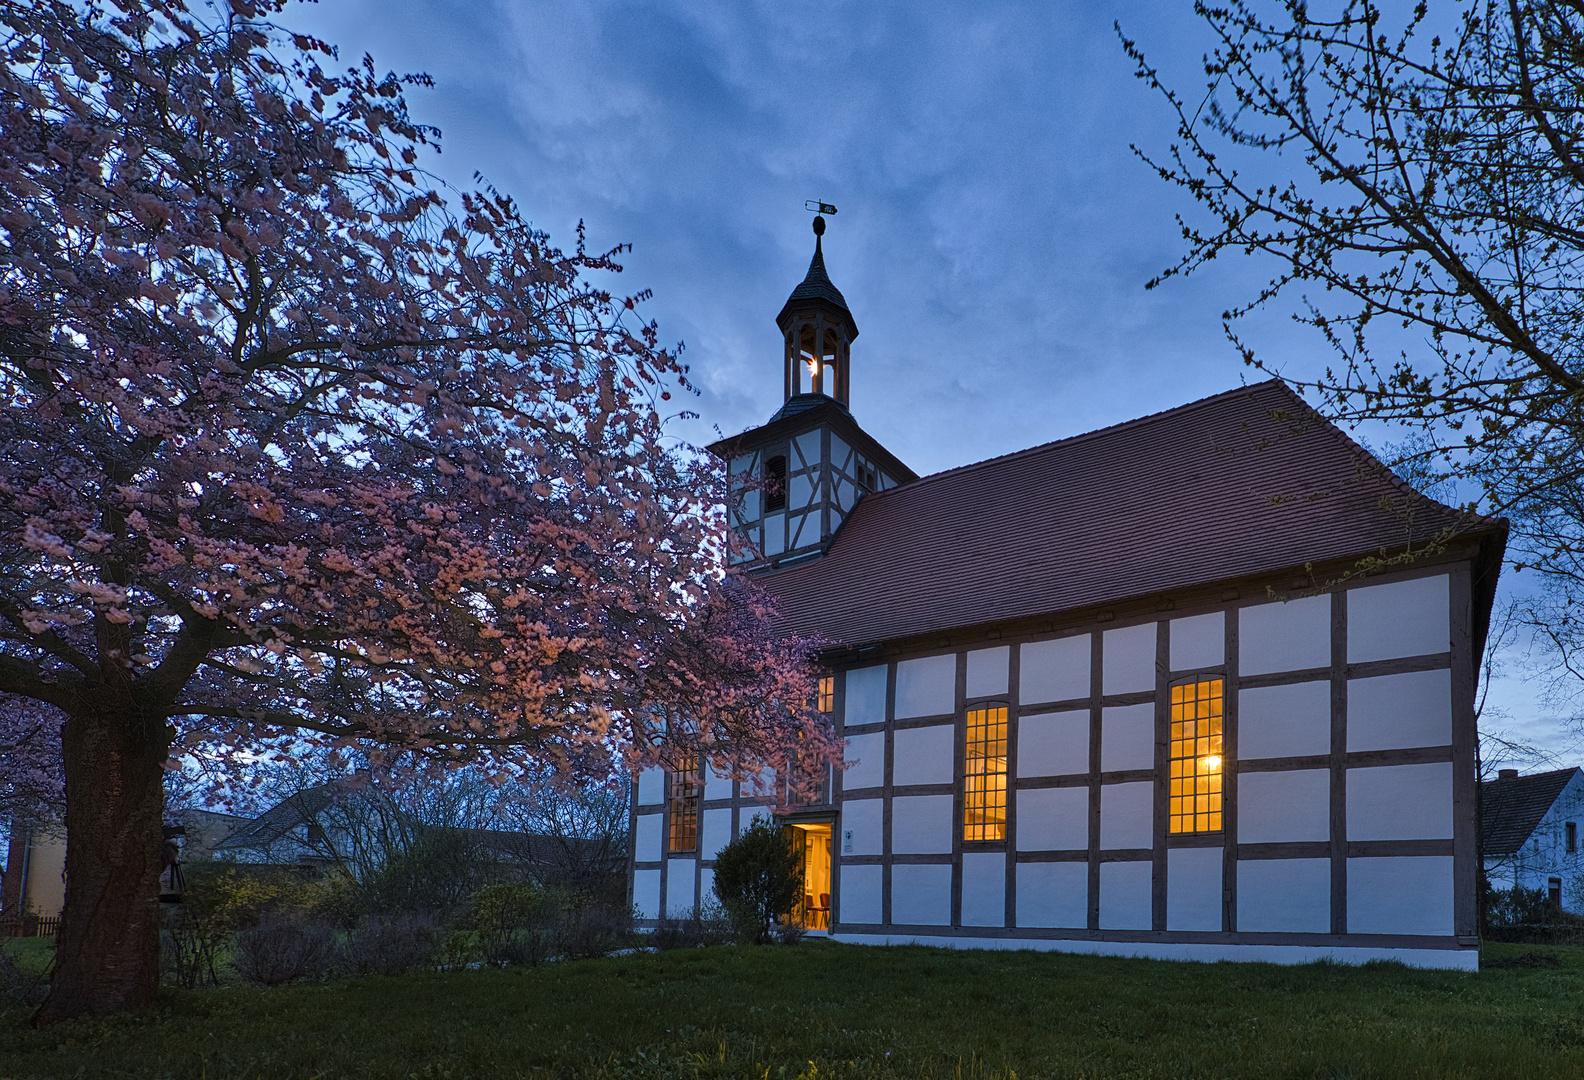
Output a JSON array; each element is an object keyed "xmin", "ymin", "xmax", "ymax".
[{"xmin": 286, "ymin": 0, "xmax": 1573, "ymax": 764}]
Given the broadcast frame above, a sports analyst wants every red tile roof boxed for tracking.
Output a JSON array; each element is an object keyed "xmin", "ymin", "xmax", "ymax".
[{"xmin": 757, "ymin": 380, "xmax": 1502, "ymax": 646}]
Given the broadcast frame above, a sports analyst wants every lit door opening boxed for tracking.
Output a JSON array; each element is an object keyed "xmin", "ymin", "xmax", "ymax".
[{"xmin": 785, "ymin": 822, "xmax": 832, "ymax": 930}]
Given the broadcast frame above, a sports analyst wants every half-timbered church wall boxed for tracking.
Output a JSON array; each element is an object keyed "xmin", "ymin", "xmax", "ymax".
[{"xmin": 631, "ymin": 216, "xmax": 1506, "ymax": 971}]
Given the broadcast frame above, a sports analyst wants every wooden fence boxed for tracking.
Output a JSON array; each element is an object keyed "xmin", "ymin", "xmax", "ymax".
[{"xmin": 0, "ymin": 914, "xmax": 60, "ymax": 938}]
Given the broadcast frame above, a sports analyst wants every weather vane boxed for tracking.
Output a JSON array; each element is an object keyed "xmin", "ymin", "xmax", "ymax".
[{"xmin": 804, "ymin": 200, "xmax": 837, "ymax": 238}]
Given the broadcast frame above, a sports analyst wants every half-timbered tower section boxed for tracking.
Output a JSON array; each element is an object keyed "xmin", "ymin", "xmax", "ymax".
[{"xmin": 629, "ymin": 222, "xmax": 1506, "ymax": 971}]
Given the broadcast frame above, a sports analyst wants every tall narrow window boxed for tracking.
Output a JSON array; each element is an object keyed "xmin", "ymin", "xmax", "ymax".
[
  {"xmin": 1170, "ymin": 679, "xmax": 1223, "ymax": 833},
  {"xmin": 764, "ymin": 455, "xmax": 787, "ymax": 512},
  {"xmin": 817, "ymin": 675, "xmax": 834, "ymax": 713},
  {"xmin": 1568, "ymin": 821, "xmax": 1578, "ymax": 854},
  {"xmin": 964, "ymin": 704, "xmax": 1008, "ymax": 842},
  {"xmin": 667, "ymin": 754, "xmax": 700, "ymax": 853}
]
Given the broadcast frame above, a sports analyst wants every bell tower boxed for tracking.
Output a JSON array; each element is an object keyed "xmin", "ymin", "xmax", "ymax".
[
  {"xmin": 778, "ymin": 215, "xmax": 856, "ymax": 406},
  {"xmin": 709, "ymin": 212, "xmax": 916, "ymax": 570}
]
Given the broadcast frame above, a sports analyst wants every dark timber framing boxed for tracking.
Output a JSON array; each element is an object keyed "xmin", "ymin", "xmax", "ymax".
[{"xmin": 628, "ymin": 550, "xmax": 1491, "ymax": 964}]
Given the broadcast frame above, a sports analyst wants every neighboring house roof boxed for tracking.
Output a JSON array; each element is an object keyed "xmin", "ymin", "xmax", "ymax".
[
  {"xmin": 758, "ymin": 380, "xmax": 1505, "ymax": 647},
  {"xmin": 1481, "ymin": 767, "xmax": 1582, "ymax": 857},
  {"xmin": 213, "ymin": 784, "xmax": 339, "ymax": 855}
]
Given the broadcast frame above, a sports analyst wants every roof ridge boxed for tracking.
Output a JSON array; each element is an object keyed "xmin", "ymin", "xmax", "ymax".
[{"xmin": 858, "ymin": 379, "xmax": 1288, "ymax": 500}]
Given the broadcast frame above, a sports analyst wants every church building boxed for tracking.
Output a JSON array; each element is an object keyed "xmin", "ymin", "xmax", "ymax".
[{"xmin": 628, "ymin": 217, "xmax": 1506, "ymax": 969}]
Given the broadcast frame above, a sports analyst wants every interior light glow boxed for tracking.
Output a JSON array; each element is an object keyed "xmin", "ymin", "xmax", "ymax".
[{"xmin": 1201, "ymin": 754, "xmax": 1222, "ymax": 771}]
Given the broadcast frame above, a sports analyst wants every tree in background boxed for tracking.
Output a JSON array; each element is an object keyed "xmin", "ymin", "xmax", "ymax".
[
  {"xmin": 0, "ymin": 696, "xmax": 63, "ymax": 828},
  {"xmin": 1123, "ymin": 1, "xmax": 1584, "ymax": 683},
  {"xmin": 0, "ymin": 0, "xmax": 836, "ymax": 1022},
  {"xmin": 711, "ymin": 818, "xmax": 802, "ymax": 944}
]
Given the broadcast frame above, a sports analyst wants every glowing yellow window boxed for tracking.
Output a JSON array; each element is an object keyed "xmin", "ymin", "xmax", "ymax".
[
  {"xmin": 1169, "ymin": 679, "xmax": 1223, "ymax": 834},
  {"xmin": 817, "ymin": 675, "xmax": 834, "ymax": 713},
  {"xmin": 964, "ymin": 704, "xmax": 1008, "ymax": 842},
  {"xmin": 667, "ymin": 754, "xmax": 701, "ymax": 853}
]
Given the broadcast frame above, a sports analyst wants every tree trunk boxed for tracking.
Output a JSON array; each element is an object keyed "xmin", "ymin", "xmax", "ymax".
[{"xmin": 33, "ymin": 703, "xmax": 168, "ymax": 1025}]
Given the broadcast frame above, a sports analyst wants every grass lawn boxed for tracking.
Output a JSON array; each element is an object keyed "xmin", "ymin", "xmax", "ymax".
[{"xmin": 2, "ymin": 939, "xmax": 1582, "ymax": 1079}]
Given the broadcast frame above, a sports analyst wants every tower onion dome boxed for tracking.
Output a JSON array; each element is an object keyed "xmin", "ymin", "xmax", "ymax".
[{"xmin": 776, "ymin": 215, "xmax": 858, "ymax": 341}]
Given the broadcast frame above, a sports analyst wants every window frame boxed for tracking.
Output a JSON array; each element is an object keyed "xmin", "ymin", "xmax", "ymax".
[
  {"xmin": 1168, "ymin": 676, "xmax": 1225, "ymax": 836},
  {"xmin": 962, "ymin": 699, "xmax": 1010, "ymax": 845},
  {"xmin": 666, "ymin": 754, "xmax": 701, "ymax": 854},
  {"xmin": 763, "ymin": 454, "xmax": 787, "ymax": 512}
]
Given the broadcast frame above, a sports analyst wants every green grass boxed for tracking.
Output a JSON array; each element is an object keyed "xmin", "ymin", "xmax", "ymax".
[{"xmin": 2, "ymin": 940, "xmax": 1582, "ymax": 1079}]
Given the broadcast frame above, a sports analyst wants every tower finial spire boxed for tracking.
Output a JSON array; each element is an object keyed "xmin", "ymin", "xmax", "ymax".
[{"xmin": 780, "ymin": 202, "xmax": 856, "ymax": 406}]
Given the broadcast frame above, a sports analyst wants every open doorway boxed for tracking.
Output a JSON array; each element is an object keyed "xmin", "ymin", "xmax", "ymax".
[{"xmin": 785, "ymin": 821, "xmax": 832, "ymax": 930}]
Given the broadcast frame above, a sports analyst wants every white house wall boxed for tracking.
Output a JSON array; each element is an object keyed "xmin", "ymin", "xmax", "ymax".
[
  {"xmin": 1483, "ymin": 769, "xmax": 1584, "ymax": 912},
  {"xmin": 629, "ymin": 564, "xmax": 1479, "ymax": 970}
]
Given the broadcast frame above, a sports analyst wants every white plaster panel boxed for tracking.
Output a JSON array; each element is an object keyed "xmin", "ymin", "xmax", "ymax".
[
  {"xmin": 839, "ymin": 864, "xmax": 882, "ymax": 924},
  {"xmin": 1018, "ymin": 710, "xmax": 1090, "ymax": 778},
  {"xmin": 635, "ymin": 813, "xmax": 663, "ymax": 862},
  {"xmin": 962, "ymin": 852, "xmax": 1006, "ymax": 927},
  {"xmin": 665, "ymin": 859, "xmax": 696, "ymax": 917},
  {"xmin": 1346, "ymin": 575, "xmax": 1451, "ymax": 663},
  {"xmin": 1020, "ymin": 636, "xmax": 1091, "ymax": 705},
  {"xmin": 1238, "ymin": 681, "xmax": 1331, "ymax": 760},
  {"xmin": 845, "ymin": 665, "xmax": 888, "ymax": 726},
  {"xmin": 966, "ymin": 646, "xmax": 1011, "ymax": 699},
  {"xmin": 1167, "ymin": 846, "xmax": 1223, "ymax": 931},
  {"xmin": 1237, "ymin": 858, "xmax": 1330, "ymax": 933},
  {"xmin": 703, "ymin": 762, "xmax": 734, "ymax": 800},
  {"xmin": 1238, "ymin": 769, "xmax": 1330, "ymax": 843},
  {"xmin": 831, "ymin": 434, "xmax": 851, "ymax": 473},
  {"xmin": 1170, "ymin": 612, "xmax": 1225, "ymax": 672},
  {"xmin": 1347, "ymin": 856, "xmax": 1455, "ymax": 935},
  {"xmin": 1346, "ymin": 763, "xmax": 1454, "ymax": 840},
  {"xmin": 895, "ymin": 654, "xmax": 957, "ymax": 718},
  {"xmin": 1346, "ymin": 669, "xmax": 1453, "ymax": 752},
  {"xmin": 892, "ymin": 794, "xmax": 954, "ymax": 854},
  {"xmin": 699, "ymin": 869, "xmax": 716, "ymax": 910},
  {"xmin": 1099, "ymin": 860, "xmax": 1153, "ymax": 929},
  {"xmin": 1016, "ymin": 787, "xmax": 1090, "ymax": 851},
  {"xmin": 700, "ymin": 808, "xmax": 734, "ymax": 861},
  {"xmin": 1101, "ymin": 704, "xmax": 1155, "ymax": 772},
  {"xmin": 795, "ymin": 429, "xmax": 822, "ymax": 469},
  {"xmin": 735, "ymin": 488, "xmax": 760, "ymax": 524},
  {"xmin": 789, "ymin": 474, "xmax": 814, "ymax": 512},
  {"xmin": 1016, "ymin": 861, "xmax": 1089, "ymax": 928},
  {"xmin": 892, "ymin": 724, "xmax": 955, "ymax": 786},
  {"xmin": 633, "ymin": 868, "xmax": 662, "ymax": 919},
  {"xmin": 842, "ymin": 732, "xmax": 885, "ymax": 791},
  {"xmin": 789, "ymin": 512, "xmax": 812, "ymax": 549},
  {"xmin": 891, "ymin": 864, "xmax": 953, "ymax": 925},
  {"xmin": 763, "ymin": 513, "xmax": 785, "ymax": 556},
  {"xmin": 1103, "ymin": 623, "xmax": 1157, "ymax": 695},
  {"xmin": 637, "ymin": 767, "xmax": 664, "ymax": 807},
  {"xmin": 1238, "ymin": 595, "xmax": 1331, "ymax": 676},
  {"xmin": 740, "ymin": 803, "xmax": 771, "ymax": 832},
  {"xmin": 840, "ymin": 798, "xmax": 883, "ymax": 856},
  {"xmin": 1100, "ymin": 782, "xmax": 1154, "ymax": 850}
]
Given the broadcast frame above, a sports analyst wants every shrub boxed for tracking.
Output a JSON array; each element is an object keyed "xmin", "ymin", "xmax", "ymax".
[
  {"xmin": 340, "ymin": 913, "xmax": 442, "ymax": 976},
  {"xmin": 471, "ymin": 883, "xmax": 557, "ymax": 967},
  {"xmin": 652, "ymin": 902, "xmax": 735, "ymax": 950},
  {"xmin": 0, "ymin": 943, "xmax": 48, "ymax": 1009},
  {"xmin": 233, "ymin": 916, "xmax": 338, "ymax": 986},
  {"xmin": 161, "ymin": 863, "xmax": 324, "ymax": 988},
  {"xmin": 711, "ymin": 819, "xmax": 802, "ymax": 944}
]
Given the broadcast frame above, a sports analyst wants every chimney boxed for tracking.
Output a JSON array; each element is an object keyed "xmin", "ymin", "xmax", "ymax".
[{"xmin": 1498, "ymin": 768, "xmax": 1519, "ymax": 780}]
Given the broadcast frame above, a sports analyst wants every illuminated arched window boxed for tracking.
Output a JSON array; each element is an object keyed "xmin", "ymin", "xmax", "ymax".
[
  {"xmin": 1169, "ymin": 679, "xmax": 1223, "ymax": 833},
  {"xmin": 667, "ymin": 754, "xmax": 701, "ymax": 853},
  {"xmin": 964, "ymin": 703, "xmax": 1008, "ymax": 842}
]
